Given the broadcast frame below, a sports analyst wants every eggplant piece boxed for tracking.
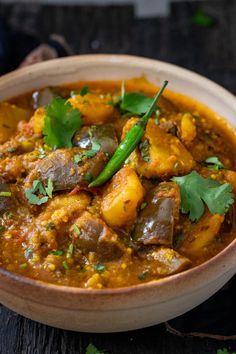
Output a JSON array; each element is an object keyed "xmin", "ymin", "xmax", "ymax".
[
  {"xmin": 133, "ymin": 182, "xmax": 180, "ymax": 247},
  {"xmin": 138, "ymin": 246, "xmax": 191, "ymax": 276},
  {"xmin": 25, "ymin": 148, "xmax": 107, "ymax": 191},
  {"xmin": 73, "ymin": 124, "xmax": 118, "ymax": 157},
  {"xmin": 31, "ymin": 88, "xmax": 55, "ymax": 109},
  {"xmin": 71, "ymin": 212, "xmax": 125, "ymax": 261},
  {"xmin": 0, "ymin": 177, "xmax": 13, "ymax": 214}
]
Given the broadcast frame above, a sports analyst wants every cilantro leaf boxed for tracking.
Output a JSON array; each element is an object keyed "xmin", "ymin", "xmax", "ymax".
[
  {"xmin": 45, "ymin": 178, "xmax": 53, "ymax": 198},
  {"xmin": 73, "ymin": 140, "xmax": 101, "ymax": 163},
  {"xmin": 25, "ymin": 179, "xmax": 54, "ymax": 205},
  {"xmin": 86, "ymin": 344, "xmax": 107, "ymax": 354},
  {"xmin": 25, "ymin": 190, "xmax": 48, "ymax": 206},
  {"xmin": 43, "ymin": 97, "xmax": 82, "ymax": 149},
  {"xmin": 80, "ymin": 86, "xmax": 90, "ymax": 96},
  {"xmin": 201, "ymin": 156, "xmax": 224, "ymax": 170},
  {"xmin": 139, "ymin": 139, "xmax": 151, "ymax": 162},
  {"xmin": 191, "ymin": 8, "xmax": 214, "ymax": 27},
  {"xmin": 217, "ymin": 349, "xmax": 236, "ymax": 354},
  {"xmin": 120, "ymin": 92, "xmax": 153, "ymax": 115},
  {"xmin": 49, "ymin": 250, "xmax": 64, "ymax": 256},
  {"xmin": 172, "ymin": 171, "xmax": 234, "ymax": 222},
  {"xmin": 93, "ymin": 263, "xmax": 106, "ymax": 273}
]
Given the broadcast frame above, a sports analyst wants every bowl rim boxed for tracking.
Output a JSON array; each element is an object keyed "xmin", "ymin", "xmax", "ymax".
[{"xmin": 0, "ymin": 53, "xmax": 236, "ymax": 297}]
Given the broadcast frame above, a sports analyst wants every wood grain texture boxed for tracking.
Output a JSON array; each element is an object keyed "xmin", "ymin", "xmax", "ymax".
[{"xmin": 0, "ymin": 1, "xmax": 236, "ymax": 353}]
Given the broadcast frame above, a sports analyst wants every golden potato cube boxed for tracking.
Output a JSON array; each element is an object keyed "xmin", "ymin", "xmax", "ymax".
[
  {"xmin": 180, "ymin": 211, "xmax": 224, "ymax": 257},
  {"xmin": 30, "ymin": 107, "xmax": 45, "ymax": 135},
  {"xmin": 69, "ymin": 92, "xmax": 114, "ymax": 125},
  {"xmin": 180, "ymin": 113, "xmax": 197, "ymax": 146},
  {"xmin": 101, "ymin": 166, "xmax": 145, "ymax": 227},
  {"xmin": 124, "ymin": 119, "xmax": 195, "ymax": 179},
  {"xmin": 0, "ymin": 102, "xmax": 31, "ymax": 143}
]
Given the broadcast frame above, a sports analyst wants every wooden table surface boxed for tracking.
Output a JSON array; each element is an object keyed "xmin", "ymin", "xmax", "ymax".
[{"xmin": 0, "ymin": 1, "xmax": 236, "ymax": 353}]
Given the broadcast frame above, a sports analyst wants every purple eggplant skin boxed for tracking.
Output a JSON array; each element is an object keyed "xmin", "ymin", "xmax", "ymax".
[
  {"xmin": 31, "ymin": 88, "xmax": 55, "ymax": 109},
  {"xmin": 71, "ymin": 212, "xmax": 125, "ymax": 261},
  {"xmin": 0, "ymin": 177, "xmax": 13, "ymax": 214},
  {"xmin": 73, "ymin": 124, "xmax": 118, "ymax": 157},
  {"xmin": 133, "ymin": 182, "xmax": 180, "ymax": 247},
  {"xmin": 25, "ymin": 148, "xmax": 107, "ymax": 191}
]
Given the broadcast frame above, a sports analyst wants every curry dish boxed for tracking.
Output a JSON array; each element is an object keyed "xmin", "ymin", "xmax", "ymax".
[{"xmin": 0, "ymin": 78, "xmax": 235, "ymax": 289}]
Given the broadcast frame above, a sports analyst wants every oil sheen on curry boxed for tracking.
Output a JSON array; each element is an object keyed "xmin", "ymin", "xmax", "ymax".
[{"xmin": 0, "ymin": 78, "xmax": 235, "ymax": 289}]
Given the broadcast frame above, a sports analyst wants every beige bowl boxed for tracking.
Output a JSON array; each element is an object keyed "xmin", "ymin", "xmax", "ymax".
[{"xmin": 0, "ymin": 55, "xmax": 236, "ymax": 333}]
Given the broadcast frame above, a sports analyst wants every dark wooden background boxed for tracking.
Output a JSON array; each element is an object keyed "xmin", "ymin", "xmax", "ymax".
[{"xmin": 0, "ymin": 1, "xmax": 236, "ymax": 353}]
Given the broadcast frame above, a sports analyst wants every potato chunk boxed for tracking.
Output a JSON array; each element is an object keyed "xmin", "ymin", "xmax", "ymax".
[
  {"xmin": 101, "ymin": 166, "xmax": 145, "ymax": 227},
  {"xmin": 180, "ymin": 113, "xmax": 197, "ymax": 146},
  {"xmin": 69, "ymin": 92, "xmax": 115, "ymax": 125},
  {"xmin": 30, "ymin": 107, "xmax": 45, "ymax": 135},
  {"xmin": 0, "ymin": 102, "xmax": 31, "ymax": 143},
  {"xmin": 179, "ymin": 211, "xmax": 224, "ymax": 257},
  {"xmin": 123, "ymin": 118, "xmax": 195, "ymax": 179}
]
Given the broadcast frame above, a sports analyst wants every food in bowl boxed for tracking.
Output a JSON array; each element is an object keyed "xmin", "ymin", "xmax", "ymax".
[{"xmin": 0, "ymin": 77, "xmax": 235, "ymax": 289}]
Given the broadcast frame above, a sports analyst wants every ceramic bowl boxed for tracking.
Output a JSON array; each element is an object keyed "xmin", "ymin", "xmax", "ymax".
[{"xmin": 0, "ymin": 55, "xmax": 236, "ymax": 333}]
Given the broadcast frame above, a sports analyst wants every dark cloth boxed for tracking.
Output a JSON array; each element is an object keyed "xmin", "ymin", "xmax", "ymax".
[
  {"xmin": 166, "ymin": 275, "xmax": 236, "ymax": 340},
  {"xmin": 0, "ymin": 21, "xmax": 40, "ymax": 75}
]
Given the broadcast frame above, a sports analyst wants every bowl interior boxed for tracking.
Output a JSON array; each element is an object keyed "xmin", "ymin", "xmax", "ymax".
[{"xmin": 0, "ymin": 55, "xmax": 236, "ymax": 129}]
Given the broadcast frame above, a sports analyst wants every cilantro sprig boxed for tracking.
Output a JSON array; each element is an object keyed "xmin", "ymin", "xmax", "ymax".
[
  {"xmin": 120, "ymin": 81, "xmax": 155, "ymax": 116},
  {"xmin": 43, "ymin": 97, "xmax": 82, "ymax": 149},
  {"xmin": 25, "ymin": 178, "xmax": 54, "ymax": 205},
  {"xmin": 74, "ymin": 140, "xmax": 101, "ymax": 163},
  {"xmin": 86, "ymin": 343, "xmax": 108, "ymax": 354},
  {"xmin": 200, "ymin": 156, "xmax": 224, "ymax": 170},
  {"xmin": 172, "ymin": 171, "xmax": 234, "ymax": 222}
]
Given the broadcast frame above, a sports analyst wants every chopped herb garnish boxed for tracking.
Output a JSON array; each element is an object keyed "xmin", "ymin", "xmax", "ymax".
[
  {"xmin": 86, "ymin": 343, "xmax": 107, "ymax": 354},
  {"xmin": 172, "ymin": 171, "xmax": 234, "ymax": 222},
  {"xmin": 66, "ymin": 243, "xmax": 74, "ymax": 259},
  {"xmin": 93, "ymin": 263, "xmax": 106, "ymax": 273},
  {"xmin": 173, "ymin": 234, "xmax": 185, "ymax": 248},
  {"xmin": 5, "ymin": 212, "xmax": 13, "ymax": 219},
  {"xmin": 7, "ymin": 147, "xmax": 17, "ymax": 153},
  {"xmin": 25, "ymin": 178, "xmax": 53, "ymax": 205},
  {"xmin": 139, "ymin": 139, "xmax": 151, "ymax": 163},
  {"xmin": 50, "ymin": 250, "xmax": 64, "ymax": 256},
  {"xmin": 19, "ymin": 263, "xmax": 28, "ymax": 269},
  {"xmin": 191, "ymin": 8, "xmax": 214, "ymax": 27},
  {"xmin": 73, "ymin": 140, "xmax": 101, "ymax": 164},
  {"xmin": 107, "ymin": 100, "xmax": 115, "ymax": 107},
  {"xmin": 24, "ymin": 248, "xmax": 33, "ymax": 259},
  {"xmin": 62, "ymin": 260, "xmax": 70, "ymax": 270},
  {"xmin": 46, "ymin": 222, "xmax": 55, "ymax": 231},
  {"xmin": 140, "ymin": 202, "xmax": 148, "ymax": 210},
  {"xmin": 73, "ymin": 224, "xmax": 81, "ymax": 236},
  {"xmin": 45, "ymin": 178, "xmax": 53, "ymax": 198},
  {"xmin": 43, "ymin": 97, "xmax": 82, "ymax": 149},
  {"xmin": 200, "ymin": 156, "xmax": 224, "ymax": 170},
  {"xmin": 84, "ymin": 171, "xmax": 93, "ymax": 183},
  {"xmin": 0, "ymin": 191, "xmax": 11, "ymax": 197},
  {"xmin": 38, "ymin": 147, "xmax": 46, "ymax": 159},
  {"xmin": 80, "ymin": 86, "xmax": 90, "ymax": 96},
  {"xmin": 77, "ymin": 266, "xmax": 87, "ymax": 273},
  {"xmin": 0, "ymin": 225, "xmax": 6, "ymax": 232},
  {"xmin": 138, "ymin": 271, "xmax": 148, "ymax": 281},
  {"xmin": 73, "ymin": 154, "xmax": 83, "ymax": 163},
  {"xmin": 217, "ymin": 349, "xmax": 236, "ymax": 354}
]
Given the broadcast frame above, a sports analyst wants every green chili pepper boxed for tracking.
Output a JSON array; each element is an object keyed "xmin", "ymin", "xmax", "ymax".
[{"xmin": 89, "ymin": 80, "xmax": 168, "ymax": 187}]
